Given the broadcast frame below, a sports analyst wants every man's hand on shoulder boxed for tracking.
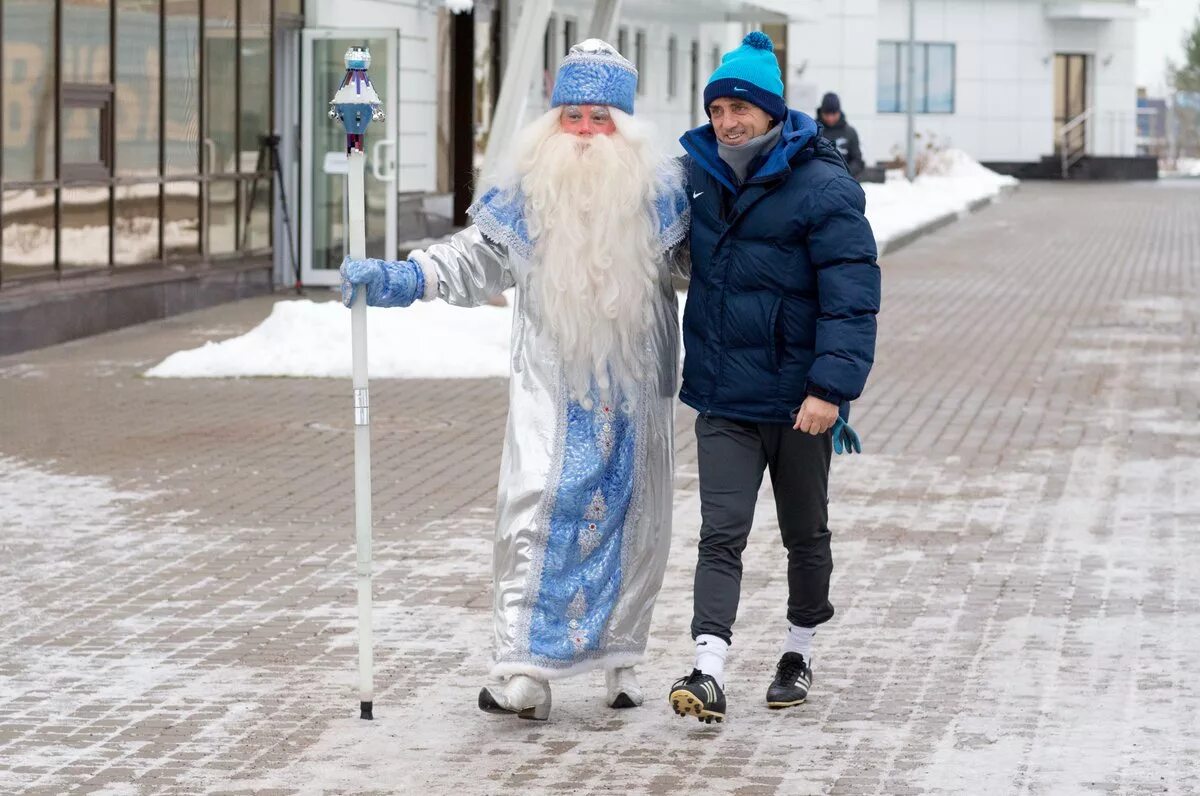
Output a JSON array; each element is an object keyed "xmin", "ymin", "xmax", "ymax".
[{"xmin": 793, "ymin": 395, "xmax": 839, "ymax": 435}]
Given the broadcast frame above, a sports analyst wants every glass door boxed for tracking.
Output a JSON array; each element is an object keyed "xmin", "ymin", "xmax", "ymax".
[
  {"xmin": 1053, "ymin": 53, "xmax": 1088, "ymax": 156},
  {"xmin": 301, "ymin": 29, "xmax": 397, "ymax": 286}
]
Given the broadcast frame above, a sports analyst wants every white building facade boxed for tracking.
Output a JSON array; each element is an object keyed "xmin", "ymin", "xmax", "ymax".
[
  {"xmin": 292, "ymin": 0, "xmax": 1142, "ymax": 287},
  {"xmin": 786, "ymin": 0, "xmax": 1141, "ymax": 165}
]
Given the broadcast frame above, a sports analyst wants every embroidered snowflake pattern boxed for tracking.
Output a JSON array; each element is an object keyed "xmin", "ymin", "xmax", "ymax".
[
  {"xmin": 578, "ymin": 522, "xmax": 602, "ymax": 557},
  {"xmin": 584, "ymin": 489, "xmax": 607, "ymax": 521},
  {"xmin": 567, "ymin": 589, "xmax": 589, "ymax": 650},
  {"xmin": 567, "ymin": 589, "xmax": 587, "ymax": 620},
  {"xmin": 596, "ymin": 404, "xmax": 615, "ymax": 459}
]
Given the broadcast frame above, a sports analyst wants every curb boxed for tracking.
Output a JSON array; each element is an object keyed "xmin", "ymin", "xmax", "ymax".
[{"xmin": 878, "ymin": 183, "xmax": 1019, "ymax": 257}]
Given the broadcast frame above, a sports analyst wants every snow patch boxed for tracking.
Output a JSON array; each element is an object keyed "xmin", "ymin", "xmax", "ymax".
[
  {"xmin": 865, "ymin": 150, "xmax": 1017, "ymax": 252},
  {"xmin": 1162, "ymin": 157, "xmax": 1200, "ymax": 177},
  {"xmin": 145, "ymin": 297, "xmax": 515, "ymax": 380},
  {"xmin": 144, "ymin": 291, "xmax": 688, "ymax": 380}
]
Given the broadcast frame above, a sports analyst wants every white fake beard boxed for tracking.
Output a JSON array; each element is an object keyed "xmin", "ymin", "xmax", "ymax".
[{"xmin": 514, "ymin": 111, "xmax": 667, "ymax": 408}]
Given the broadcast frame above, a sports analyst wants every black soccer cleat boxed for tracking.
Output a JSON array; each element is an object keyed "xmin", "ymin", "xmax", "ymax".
[
  {"xmin": 669, "ymin": 669, "xmax": 726, "ymax": 724},
  {"xmin": 766, "ymin": 652, "xmax": 812, "ymax": 709}
]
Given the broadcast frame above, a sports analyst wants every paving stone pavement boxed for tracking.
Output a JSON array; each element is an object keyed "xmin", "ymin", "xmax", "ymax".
[{"xmin": 1, "ymin": 180, "xmax": 1199, "ymax": 796}]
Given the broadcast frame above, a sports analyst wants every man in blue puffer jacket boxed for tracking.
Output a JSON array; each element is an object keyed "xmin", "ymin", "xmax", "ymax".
[{"xmin": 667, "ymin": 32, "xmax": 880, "ymax": 725}]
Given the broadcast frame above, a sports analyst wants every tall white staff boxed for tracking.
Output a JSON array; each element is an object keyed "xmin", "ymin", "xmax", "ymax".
[{"xmin": 329, "ymin": 46, "xmax": 384, "ymax": 721}]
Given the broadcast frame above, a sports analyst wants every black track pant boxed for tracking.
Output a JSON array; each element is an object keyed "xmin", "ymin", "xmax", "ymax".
[{"xmin": 690, "ymin": 413, "xmax": 834, "ymax": 645}]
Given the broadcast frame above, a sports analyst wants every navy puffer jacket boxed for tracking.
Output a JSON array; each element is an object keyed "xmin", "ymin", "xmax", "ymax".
[{"xmin": 679, "ymin": 109, "xmax": 880, "ymax": 423}]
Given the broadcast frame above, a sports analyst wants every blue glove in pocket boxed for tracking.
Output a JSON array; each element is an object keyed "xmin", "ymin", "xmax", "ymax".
[{"xmin": 832, "ymin": 417, "xmax": 862, "ymax": 455}]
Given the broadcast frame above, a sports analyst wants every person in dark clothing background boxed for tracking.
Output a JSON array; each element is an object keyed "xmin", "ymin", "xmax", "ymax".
[
  {"xmin": 817, "ymin": 92, "xmax": 865, "ymax": 179},
  {"xmin": 667, "ymin": 33, "xmax": 880, "ymax": 725}
]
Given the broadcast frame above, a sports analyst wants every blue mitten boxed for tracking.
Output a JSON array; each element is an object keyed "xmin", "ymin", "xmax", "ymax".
[
  {"xmin": 832, "ymin": 417, "xmax": 862, "ymax": 455},
  {"xmin": 339, "ymin": 257, "xmax": 425, "ymax": 308}
]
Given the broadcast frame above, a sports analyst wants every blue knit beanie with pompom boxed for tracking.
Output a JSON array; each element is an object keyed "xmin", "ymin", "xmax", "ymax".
[{"xmin": 704, "ymin": 31, "xmax": 786, "ymax": 121}]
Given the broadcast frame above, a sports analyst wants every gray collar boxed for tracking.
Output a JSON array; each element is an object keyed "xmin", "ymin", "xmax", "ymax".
[{"xmin": 717, "ymin": 123, "xmax": 782, "ymax": 184}]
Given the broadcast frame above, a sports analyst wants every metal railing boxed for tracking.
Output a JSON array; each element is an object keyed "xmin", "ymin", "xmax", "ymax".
[
  {"xmin": 1059, "ymin": 108, "xmax": 1092, "ymax": 179},
  {"xmin": 1058, "ymin": 109, "xmax": 1151, "ymax": 177}
]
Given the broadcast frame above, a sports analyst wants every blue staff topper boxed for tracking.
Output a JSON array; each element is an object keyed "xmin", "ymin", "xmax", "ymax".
[{"xmin": 328, "ymin": 46, "xmax": 385, "ymax": 154}]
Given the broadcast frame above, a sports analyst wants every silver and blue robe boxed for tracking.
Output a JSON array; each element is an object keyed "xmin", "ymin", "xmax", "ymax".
[{"xmin": 408, "ymin": 182, "xmax": 689, "ymax": 679}]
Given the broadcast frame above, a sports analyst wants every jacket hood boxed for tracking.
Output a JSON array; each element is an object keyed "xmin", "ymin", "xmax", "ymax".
[{"xmin": 680, "ymin": 109, "xmax": 820, "ymax": 192}]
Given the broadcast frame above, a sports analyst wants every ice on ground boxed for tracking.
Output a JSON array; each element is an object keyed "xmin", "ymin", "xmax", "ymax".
[{"xmin": 0, "ymin": 455, "xmax": 148, "ymax": 537}]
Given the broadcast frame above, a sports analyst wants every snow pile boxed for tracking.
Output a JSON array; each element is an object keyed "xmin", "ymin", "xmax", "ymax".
[
  {"xmin": 145, "ymin": 297, "xmax": 514, "ymax": 380},
  {"xmin": 863, "ymin": 149, "xmax": 1017, "ymax": 251},
  {"xmin": 1163, "ymin": 157, "xmax": 1200, "ymax": 177},
  {"xmin": 443, "ymin": 0, "xmax": 473, "ymax": 11}
]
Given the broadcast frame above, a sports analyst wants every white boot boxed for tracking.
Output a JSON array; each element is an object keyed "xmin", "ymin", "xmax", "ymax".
[
  {"xmin": 479, "ymin": 674, "xmax": 552, "ymax": 721},
  {"xmin": 605, "ymin": 666, "xmax": 644, "ymax": 708}
]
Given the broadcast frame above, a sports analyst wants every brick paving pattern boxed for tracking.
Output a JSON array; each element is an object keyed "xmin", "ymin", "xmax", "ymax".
[{"xmin": 1, "ymin": 180, "xmax": 1198, "ymax": 794}]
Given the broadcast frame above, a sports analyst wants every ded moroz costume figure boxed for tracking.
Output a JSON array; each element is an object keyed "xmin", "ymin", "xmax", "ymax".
[{"xmin": 339, "ymin": 39, "xmax": 689, "ymax": 721}]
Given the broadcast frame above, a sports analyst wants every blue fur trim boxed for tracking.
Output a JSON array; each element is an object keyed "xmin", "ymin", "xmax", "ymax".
[
  {"xmin": 655, "ymin": 177, "xmax": 691, "ymax": 252},
  {"xmin": 469, "ymin": 187, "xmax": 535, "ymax": 260},
  {"xmin": 411, "ymin": 259, "xmax": 425, "ymax": 301},
  {"xmin": 469, "ymin": 180, "xmax": 689, "ymax": 258}
]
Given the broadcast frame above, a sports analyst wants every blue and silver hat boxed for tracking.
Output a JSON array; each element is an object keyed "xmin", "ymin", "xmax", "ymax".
[{"xmin": 550, "ymin": 38, "xmax": 638, "ymax": 115}]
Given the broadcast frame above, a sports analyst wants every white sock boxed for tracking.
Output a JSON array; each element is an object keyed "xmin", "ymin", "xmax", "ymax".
[
  {"xmin": 694, "ymin": 634, "xmax": 729, "ymax": 687},
  {"xmin": 782, "ymin": 624, "xmax": 816, "ymax": 665}
]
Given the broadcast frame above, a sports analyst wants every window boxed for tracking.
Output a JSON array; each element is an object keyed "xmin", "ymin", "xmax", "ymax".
[
  {"xmin": 0, "ymin": 0, "xmax": 282, "ymax": 288},
  {"xmin": 618, "ymin": 27, "xmax": 629, "ymax": 60},
  {"xmin": 563, "ymin": 18, "xmax": 577, "ymax": 56},
  {"xmin": 60, "ymin": 85, "xmax": 113, "ymax": 181},
  {"xmin": 667, "ymin": 36, "xmax": 678, "ymax": 100},
  {"xmin": 2, "ymin": 0, "xmax": 57, "ymax": 182},
  {"xmin": 635, "ymin": 30, "xmax": 646, "ymax": 95},
  {"xmin": 204, "ymin": 0, "xmax": 237, "ymax": 256},
  {"xmin": 165, "ymin": 0, "xmax": 200, "ymax": 176},
  {"xmin": 62, "ymin": 0, "xmax": 114, "ymax": 183},
  {"xmin": 877, "ymin": 42, "xmax": 955, "ymax": 114},
  {"xmin": 239, "ymin": 2, "xmax": 272, "ymax": 252},
  {"xmin": 761, "ymin": 23, "xmax": 786, "ymax": 76},
  {"xmin": 543, "ymin": 15, "xmax": 557, "ymax": 98},
  {"xmin": 543, "ymin": 15, "xmax": 556, "ymax": 73},
  {"xmin": 711, "ymin": 45, "xmax": 721, "ymax": 74}
]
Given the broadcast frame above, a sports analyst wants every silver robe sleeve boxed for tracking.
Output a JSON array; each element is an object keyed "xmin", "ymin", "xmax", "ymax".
[
  {"xmin": 666, "ymin": 239, "xmax": 691, "ymax": 283},
  {"xmin": 408, "ymin": 225, "xmax": 515, "ymax": 307}
]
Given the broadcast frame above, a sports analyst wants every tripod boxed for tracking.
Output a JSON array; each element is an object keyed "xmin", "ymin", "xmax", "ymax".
[{"xmin": 242, "ymin": 133, "xmax": 303, "ymax": 294}]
